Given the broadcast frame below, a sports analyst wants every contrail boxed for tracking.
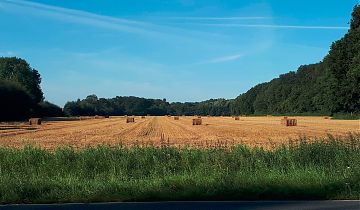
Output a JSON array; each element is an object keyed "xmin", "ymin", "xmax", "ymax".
[
  {"xmin": 163, "ymin": 16, "xmax": 269, "ymax": 20},
  {"xmin": 2, "ymin": 0, "xmax": 161, "ymax": 36},
  {"xmin": 196, "ymin": 53, "xmax": 244, "ymax": 64},
  {"xmin": 180, "ymin": 23, "xmax": 349, "ymax": 30}
]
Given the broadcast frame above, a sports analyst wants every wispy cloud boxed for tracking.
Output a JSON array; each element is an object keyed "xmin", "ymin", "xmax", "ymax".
[
  {"xmin": 1, "ymin": 0, "xmax": 229, "ymax": 43},
  {"xmin": 163, "ymin": 16, "xmax": 269, "ymax": 20},
  {"xmin": 201, "ymin": 53, "xmax": 244, "ymax": 64},
  {"xmin": 2, "ymin": 0, "xmax": 163, "ymax": 36},
  {"xmin": 179, "ymin": 23, "xmax": 349, "ymax": 30}
]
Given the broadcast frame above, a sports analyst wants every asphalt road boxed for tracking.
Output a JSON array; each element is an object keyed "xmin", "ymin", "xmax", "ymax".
[{"xmin": 1, "ymin": 201, "xmax": 360, "ymax": 210}]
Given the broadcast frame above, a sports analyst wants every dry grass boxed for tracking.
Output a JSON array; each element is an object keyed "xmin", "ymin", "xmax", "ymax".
[{"xmin": 0, "ymin": 116, "xmax": 358, "ymax": 149}]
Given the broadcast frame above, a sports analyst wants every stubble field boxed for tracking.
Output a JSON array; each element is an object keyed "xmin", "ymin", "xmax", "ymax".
[{"xmin": 0, "ymin": 116, "xmax": 358, "ymax": 149}]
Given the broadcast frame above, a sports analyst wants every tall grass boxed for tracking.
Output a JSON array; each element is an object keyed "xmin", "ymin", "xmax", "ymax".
[{"xmin": 0, "ymin": 134, "xmax": 359, "ymax": 204}]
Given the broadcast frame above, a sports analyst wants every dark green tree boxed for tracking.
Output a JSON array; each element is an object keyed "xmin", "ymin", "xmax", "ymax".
[
  {"xmin": 0, "ymin": 57, "xmax": 43, "ymax": 103},
  {"xmin": 0, "ymin": 79, "xmax": 33, "ymax": 120},
  {"xmin": 232, "ymin": 5, "xmax": 360, "ymax": 116}
]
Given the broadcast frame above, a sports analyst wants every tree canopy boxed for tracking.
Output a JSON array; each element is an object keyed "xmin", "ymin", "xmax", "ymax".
[
  {"xmin": 0, "ymin": 57, "xmax": 63, "ymax": 120},
  {"xmin": 64, "ymin": 95, "xmax": 233, "ymax": 116},
  {"xmin": 0, "ymin": 57, "xmax": 43, "ymax": 103},
  {"xmin": 232, "ymin": 5, "xmax": 360, "ymax": 116},
  {"xmin": 0, "ymin": 79, "xmax": 33, "ymax": 120}
]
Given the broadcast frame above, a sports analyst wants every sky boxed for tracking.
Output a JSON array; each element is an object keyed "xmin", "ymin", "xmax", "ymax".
[{"xmin": 0, "ymin": 0, "xmax": 358, "ymax": 106}]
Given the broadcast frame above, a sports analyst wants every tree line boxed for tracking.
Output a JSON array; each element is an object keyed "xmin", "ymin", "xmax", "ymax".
[
  {"xmin": 0, "ymin": 57, "xmax": 63, "ymax": 121},
  {"xmin": 63, "ymin": 95, "xmax": 232, "ymax": 116},
  {"xmin": 232, "ymin": 5, "xmax": 360, "ymax": 116},
  {"xmin": 1, "ymin": 5, "xmax": 359, "ymax": 120}
]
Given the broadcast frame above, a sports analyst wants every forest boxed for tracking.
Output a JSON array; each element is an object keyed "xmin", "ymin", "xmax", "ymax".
[
  {"xmin": 232, "ymin": 5, "xmax": 360, "ymax": 116},
  {"xmin": 63, "ymin": 95, "xmax": 232, "ymax": 117}
]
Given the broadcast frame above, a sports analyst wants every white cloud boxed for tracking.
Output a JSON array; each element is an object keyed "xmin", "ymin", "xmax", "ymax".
[
  {"xmin": 1, "ymin": 0, "xmax": 228, "ymax": 44},
  {"xmin": 2, "ymin": 0, "xmax": 165, "ymax": 36},
  {"xmin": 201, "ymin": 53, "xmax": 244, "ymax": 64},
  {"xmin": 181, "ymin": 23, "xmax": 349, "ymax": 30},
  {"xmin": 163, "ymin": 16, "xmax": 268, "ymax": 20}
]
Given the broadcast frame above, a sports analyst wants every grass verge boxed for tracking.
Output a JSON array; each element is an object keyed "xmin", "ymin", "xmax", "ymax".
[{"xmin": 0, "ymin": 134, "xmax": 360, "ymax": 204}]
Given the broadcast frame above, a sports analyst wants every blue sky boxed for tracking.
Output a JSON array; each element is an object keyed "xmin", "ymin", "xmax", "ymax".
[{"xmin": 0, "ymin": 0, "xmax": 357, "ymax": 106}]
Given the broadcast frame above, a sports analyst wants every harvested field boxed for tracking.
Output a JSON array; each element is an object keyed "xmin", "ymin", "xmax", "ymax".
[{"xmin": 0, "ymin": 116, "xmax": 358, "ymax": 149}]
